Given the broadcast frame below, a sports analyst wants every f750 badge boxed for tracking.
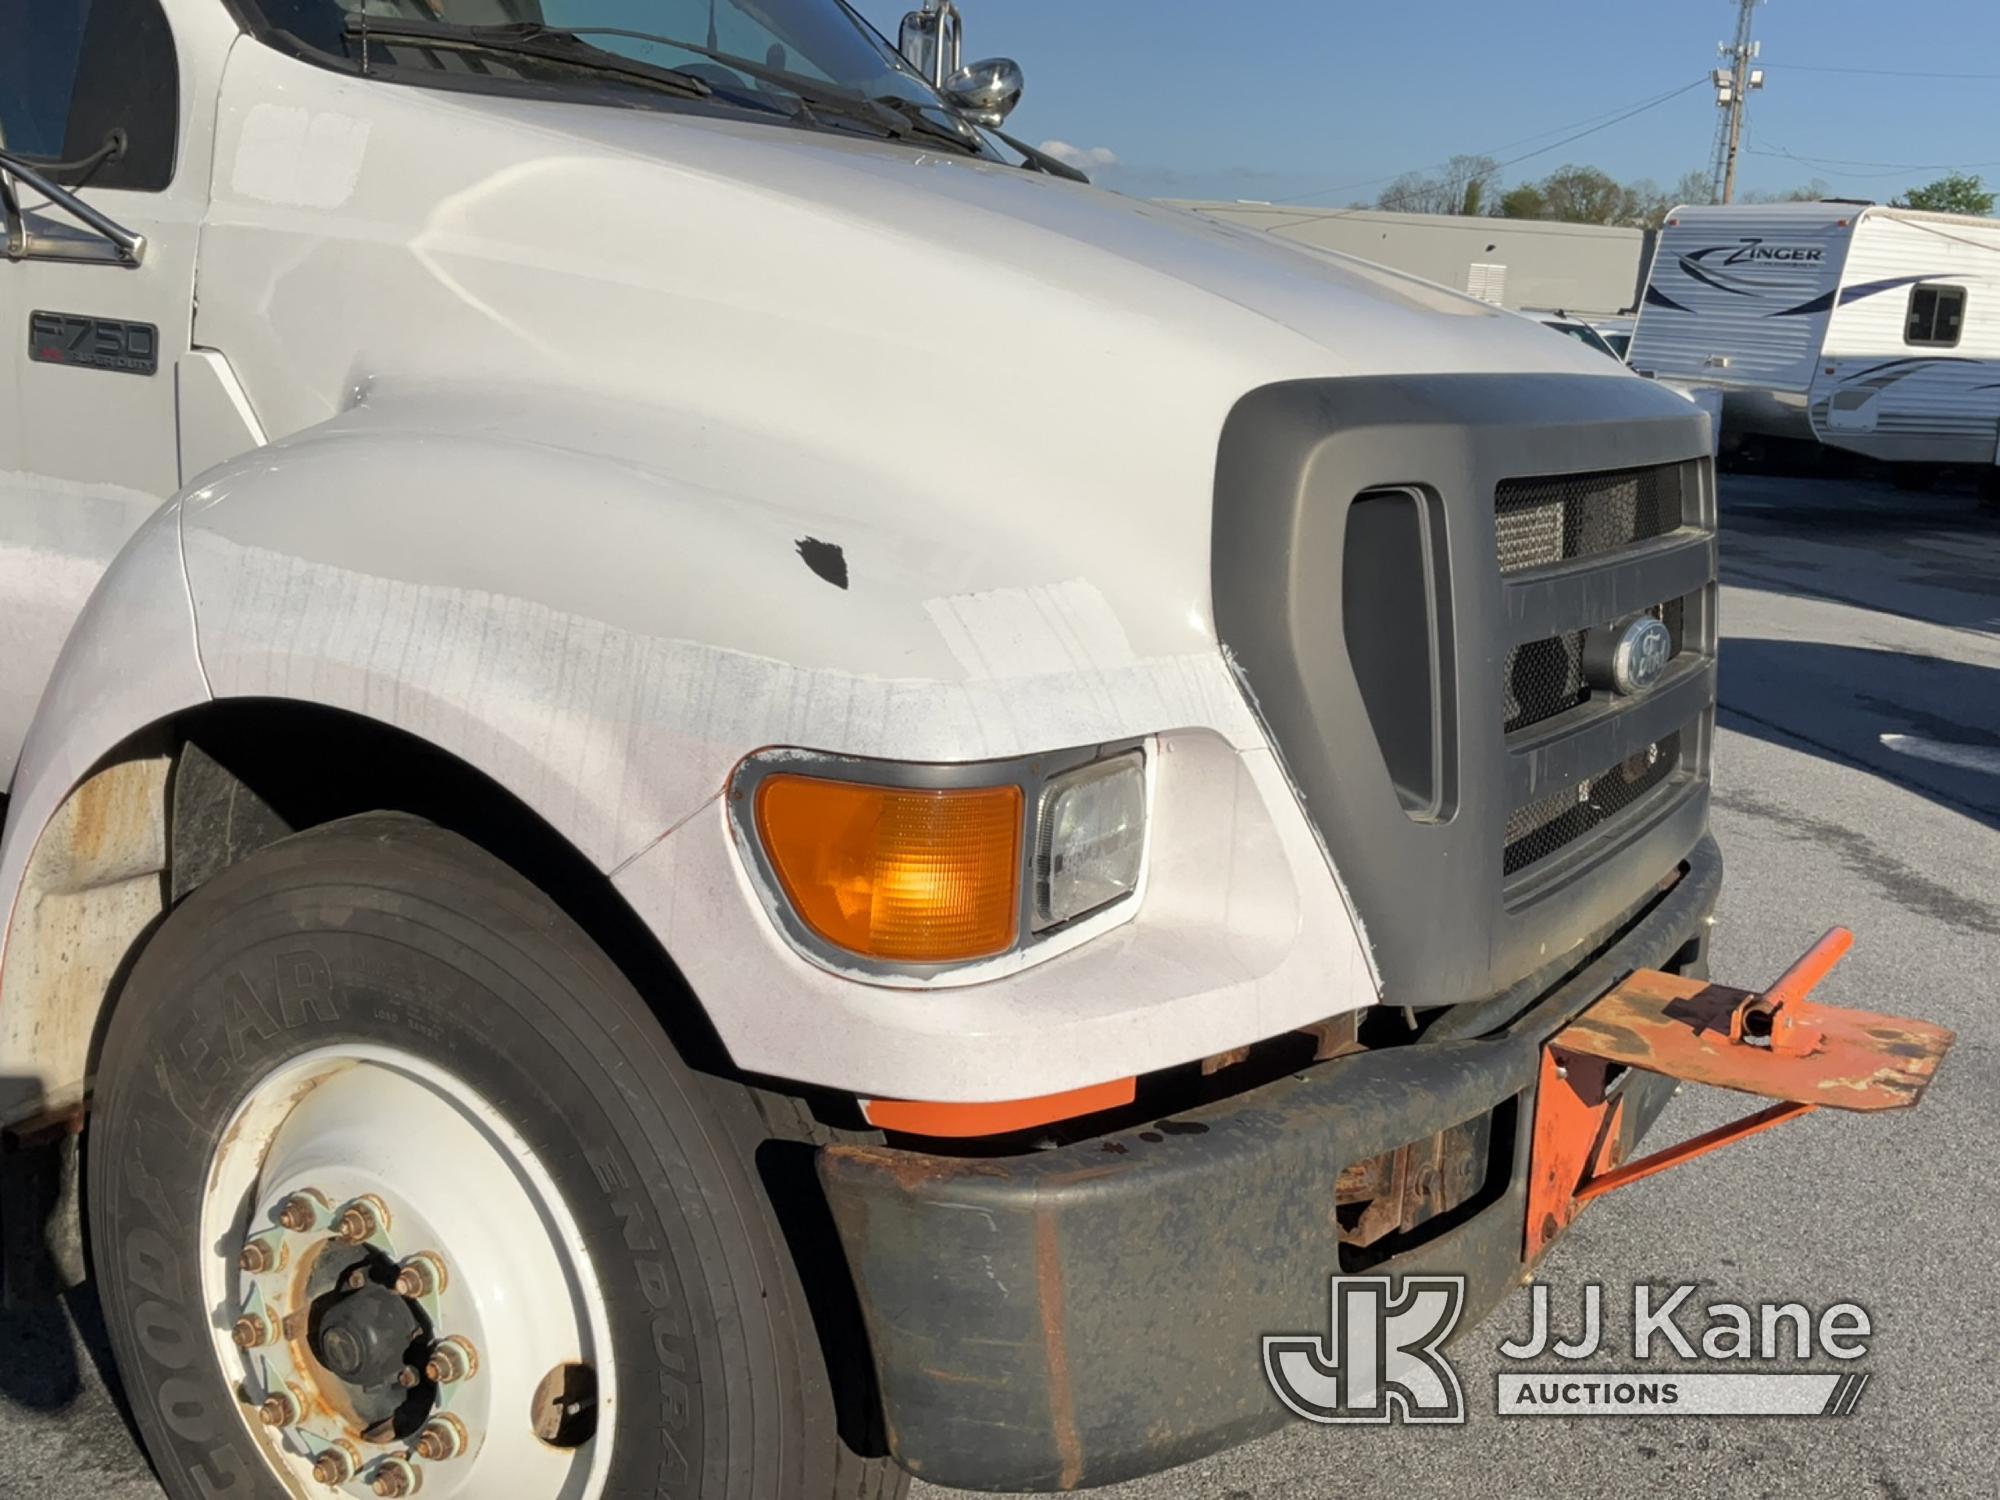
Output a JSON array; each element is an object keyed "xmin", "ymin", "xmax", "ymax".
[{"xmin": 28, "ymin": 310, "xmax": 158, "ymax": 376}]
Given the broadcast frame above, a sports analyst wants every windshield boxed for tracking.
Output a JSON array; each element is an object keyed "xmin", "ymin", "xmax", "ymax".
[
  {"xmin": 247, "ymin": 0, "xmax": 979, "ymax": 140},
  {"xmin": 1545, "ymin": 320, "xmax": 1620, "ymax": 360}
]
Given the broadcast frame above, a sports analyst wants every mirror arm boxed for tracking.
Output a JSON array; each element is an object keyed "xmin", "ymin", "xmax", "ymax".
[
  {"xmin": 899, "ymin": 0, "xmax": 963, "ymax": 88},
  {"xmin": 0, "ymin": 148, "xmax": 146, "ymax": 266},
  {"xmin": 0, "ymin": 170, "xmax": 23, "ymax": 260}
]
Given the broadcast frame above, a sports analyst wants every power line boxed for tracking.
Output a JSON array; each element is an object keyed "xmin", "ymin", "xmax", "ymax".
[
  {"xmin": 1747, "ymin": 139, "xmax": 2000, "ymax": 175},
  {"xmin": 1763, "ymin": 63, "xmax": 2000, "ymax": 80},
  {"xmin": 1265, "ymin": 76, "xmax": 1707, "ymax": 208}
]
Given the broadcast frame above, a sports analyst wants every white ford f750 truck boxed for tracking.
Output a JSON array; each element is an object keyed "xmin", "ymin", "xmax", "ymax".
[{"xmin": 0, "ymin": 2, "xmax": 1955, "ymax": 1498}]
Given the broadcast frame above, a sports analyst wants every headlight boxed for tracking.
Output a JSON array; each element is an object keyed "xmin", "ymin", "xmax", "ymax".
[
  {"xmin": 733, "ymin": 744, "xmax": 1148, "ymax": 974},
  {"xmin": 1033, "ymin": 752, "xmax": 1146, "ymax": 928}
]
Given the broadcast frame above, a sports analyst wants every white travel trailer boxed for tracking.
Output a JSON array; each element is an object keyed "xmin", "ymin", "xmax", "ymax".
[{"xmin": 1630, "ymin": 201, "xmax": 2000, "ymax": 473}]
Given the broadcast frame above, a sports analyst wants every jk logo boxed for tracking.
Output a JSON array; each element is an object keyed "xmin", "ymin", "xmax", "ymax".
[{"xmin": 1263, "ymin": 1275, "xmax": 1467, "ymax": 1424}]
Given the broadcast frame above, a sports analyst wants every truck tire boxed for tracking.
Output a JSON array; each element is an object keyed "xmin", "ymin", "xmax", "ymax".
[{"xmin": 88, "ymin": 813, "xmax": 903, "ymax": 1500}]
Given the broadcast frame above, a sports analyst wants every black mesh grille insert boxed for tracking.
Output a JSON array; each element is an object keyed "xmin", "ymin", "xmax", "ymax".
[
  {"xmin": 1495, "ymin": 463, "xmax": 1686, "ymax": 574},
  {"xmin": 1502, "ymin": 632, "xmax": 1587, "ymax": 733},
  {"xmin": 1659, "ymin": 594, "xmax": 1686, "ymax": 652},
  {"xmin": 1504, "ymin": 731, "xmax": 1683, "ymax": 876}
]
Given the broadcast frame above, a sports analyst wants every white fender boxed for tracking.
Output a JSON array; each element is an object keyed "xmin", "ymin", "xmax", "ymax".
[{"xmin": 0, "ymin": 503, "xmax": 209, "ymax": 1124}]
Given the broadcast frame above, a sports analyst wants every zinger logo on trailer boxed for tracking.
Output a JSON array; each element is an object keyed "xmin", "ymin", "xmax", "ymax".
[
  {"xmin": 1672, "ymin": 237, "xmax": 1828, "ymax": 299},
  {"xmin": 1709, "ymin": 238, "xmax": 1825, "ymax": 265}
]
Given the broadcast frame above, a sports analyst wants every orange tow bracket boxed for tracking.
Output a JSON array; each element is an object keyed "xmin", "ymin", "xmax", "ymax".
[{"xmin": 1526, "ymin": 928, "xmax": 1955, "ymax": 1261}]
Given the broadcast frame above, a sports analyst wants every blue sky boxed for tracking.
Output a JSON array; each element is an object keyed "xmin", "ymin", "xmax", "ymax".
[{"xmin": 852, "ymin": 1, "xmax": 2000, "ymax": 205}]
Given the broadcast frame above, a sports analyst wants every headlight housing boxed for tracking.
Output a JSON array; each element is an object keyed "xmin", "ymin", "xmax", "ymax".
[
  {"xmin": 1033, "ymin": 752, "xmax": 1146, "ymax": 929},
  {"xmin": 732, "ymin": 743, "xmax": 1148, "ymax": 976}
]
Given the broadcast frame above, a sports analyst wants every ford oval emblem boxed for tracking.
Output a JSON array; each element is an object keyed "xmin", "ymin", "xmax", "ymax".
[{"xmin": 1613, "ymin": 616, "xmax": 1674, "ymax": 696}]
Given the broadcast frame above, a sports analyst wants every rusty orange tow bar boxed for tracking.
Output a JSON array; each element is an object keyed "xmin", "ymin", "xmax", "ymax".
[{"xmin": 1526, "ymin": 927, "xmax": 1955, "ymax": 1261}]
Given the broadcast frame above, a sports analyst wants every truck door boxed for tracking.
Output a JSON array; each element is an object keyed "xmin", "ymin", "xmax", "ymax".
[{"xmin": 0, "ymin": 0, "xmax": 200, "ymax": 782}]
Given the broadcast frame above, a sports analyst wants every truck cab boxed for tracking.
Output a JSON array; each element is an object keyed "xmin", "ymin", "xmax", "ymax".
[{"xmin": 0, "ymin": 3, "xmax": 1721, "ymax": 1496}]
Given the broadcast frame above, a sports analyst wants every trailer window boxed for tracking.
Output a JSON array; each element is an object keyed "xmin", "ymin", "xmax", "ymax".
[{"xmin": 1905, "ymin": 285, "xmax": 1966, "ymax": 347}]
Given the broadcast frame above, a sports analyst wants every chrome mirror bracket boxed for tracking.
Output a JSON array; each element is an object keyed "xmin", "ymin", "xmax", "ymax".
[{"xmin": 0, "ymin": 148, "xmax": 146, "ymax": 267}]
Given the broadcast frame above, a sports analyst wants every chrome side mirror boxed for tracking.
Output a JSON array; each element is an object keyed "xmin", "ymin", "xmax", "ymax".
[{"xmin": 943, "ymin": 57, "xmax": 1024, "ymax": 127}]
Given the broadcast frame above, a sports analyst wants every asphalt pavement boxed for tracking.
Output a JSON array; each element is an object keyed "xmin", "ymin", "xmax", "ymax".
[{"xmin": 5, "ymin": 468, "xmax": 1997, "ymax": 1499}]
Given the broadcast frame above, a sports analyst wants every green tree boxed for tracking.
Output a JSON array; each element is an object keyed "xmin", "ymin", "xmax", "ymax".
[
  {"xmin": 1742, "ymin": 177, "xmax": 1833, "ymax": 204},
  {"xmin": 1538, "ymin": 165, "xmax": 1630, "ymax": 224},
  {"xmin": 1496, "ymin": 182, "xmax": 1548, "ymax": 219},
  {"xmin": 1894, "ymin": 172, "xmax": 1995, "ymax": 215},
  {"xmin": 1377, "ymin": 154, "xmax": 1501, "ymax": 216},
  {"xmin": 1666, "ymin": 169, "xmax": 1715, "ymax": 211}
]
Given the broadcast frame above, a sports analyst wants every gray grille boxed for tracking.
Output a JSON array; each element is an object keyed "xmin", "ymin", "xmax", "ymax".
[
  {"xmin": 1495, "ymin": 463, "xmax": 1686, "ymax": 574},
  {"xmin": 1501, "ymin": 591, "xmax": 1698, "ymax": 737},
  {"xmin": 1504, "ymin": 732, "xmax": 1683, "ymax": 876}
]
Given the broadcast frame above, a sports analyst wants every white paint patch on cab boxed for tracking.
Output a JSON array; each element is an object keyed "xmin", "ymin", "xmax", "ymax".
[
  {"xmin": 230, "ymin": 103, "xmax": 371, "ymax": 209},
  {"xmin": 925, "ymin": 578, "xmax": 1140, "ymax": 680}
]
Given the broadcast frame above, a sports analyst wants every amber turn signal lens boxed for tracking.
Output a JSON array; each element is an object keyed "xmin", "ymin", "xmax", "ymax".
[{"xmin": 755, "ymin": 776, "xmax": 1023, "ymax": 962}]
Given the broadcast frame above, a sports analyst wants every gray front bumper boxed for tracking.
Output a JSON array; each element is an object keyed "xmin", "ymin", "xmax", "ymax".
[{"xmin": 819, "ymin": 837, "xmax": 1722, "ymax": 1492}]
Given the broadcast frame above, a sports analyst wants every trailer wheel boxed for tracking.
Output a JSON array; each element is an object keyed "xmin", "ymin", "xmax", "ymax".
[{"xmin": 88, "ymin": 813, "xmax": 901, "ymax": 1500}]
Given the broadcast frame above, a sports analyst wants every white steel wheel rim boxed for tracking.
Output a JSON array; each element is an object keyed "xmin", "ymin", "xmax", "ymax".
[{"xmin": 198, "ymin": 1044, "xmax": 617, "ymax": 1500}]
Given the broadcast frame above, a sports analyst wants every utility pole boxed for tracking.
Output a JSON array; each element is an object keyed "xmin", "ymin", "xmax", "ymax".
[{"xmin": 1707, "ymin": 0, "xmax": 1765, "ymax": 203}]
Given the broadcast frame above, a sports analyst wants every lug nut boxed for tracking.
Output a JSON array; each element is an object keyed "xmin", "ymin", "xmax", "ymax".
[
  {"xmin": 424, "ymin": 1337, "xmax": 477, "ymax": 1386},
  {"xmin": 343, "ymin": 1267, "xmax": 370, "ymax": 1292},
  {"xmin": 258, "ymin": 1390, "xmax": 300, "ymax": 1428},
  {"xmin": 396, "ymin": 1365, "xmax": 423, "ymax": 1390},
  {"xmin": 238, "ymin": 1241, "xmax": 276, "ymax": 1274},
  {"xmin": 277, "ymin": 1194, "xmax": 323, "ymax": 1233},
  {"xmin": 393, "ymin": 1254, "xmax": 446, "ymax": 1300},
  {"xmin": 334, "ymin": 1197, "xmax": 386, "ymax": 1244},
  {"xmin": 232, "ymin": 1314, "xmax": 271, "ymax": 1349},
  {"xmin": 371, "ymin": 1458, "xmax": 420, "ymax": 1497},
  {"xmin": 412, "ymin": 1414, "xmax": 467, "ymax": 1462},
  {"xmin": 311, "ymin": 1447, "xmax": 356, "ymax": 1486}
]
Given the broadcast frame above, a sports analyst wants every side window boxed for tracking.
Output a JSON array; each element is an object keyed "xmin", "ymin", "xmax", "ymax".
[
  {"xmin": 1905, "ymin": 284, "xmax": 1966, "ymax": 348},
  {"xmin": 0, "ymin": 0, "xmax": 179, "ymax": 192}
]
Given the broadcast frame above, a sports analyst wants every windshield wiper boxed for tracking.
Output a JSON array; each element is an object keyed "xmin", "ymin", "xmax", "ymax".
[
  {"xmin": 869, "ymin": 96, "xmax": 1085, "ymax": 180},
  {"xmin": 868, "ymin": 96, "xmax": 985, "ymax": 158},
  {"xmin": 340, "ymin": 16, "xmax": 1031, "ymax": 172},
  {"xmin": 544, "ymin": 26, "xmax": 917, "ymax": 139},
  {"xmin": 340, "ymin": 15, "xmax": 713, "ymax": 100},
  {"xmin": 988, "ymin": 126, "xmax": 1090, "ymax": 184}
]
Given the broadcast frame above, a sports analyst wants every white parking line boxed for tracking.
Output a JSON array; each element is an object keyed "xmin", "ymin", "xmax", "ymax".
[{"xmin": 1879, "ymin": 732, "xmax": 2000, "ymax": 777}]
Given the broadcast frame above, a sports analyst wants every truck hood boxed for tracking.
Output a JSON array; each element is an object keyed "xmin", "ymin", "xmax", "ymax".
[
  {"xmin": 422, "ymin": 90, "xmax": 1616, "ymax": 385},
  {"xmin": 199, "ymin": 49, "xmax": 1644, "ymax": 686}
]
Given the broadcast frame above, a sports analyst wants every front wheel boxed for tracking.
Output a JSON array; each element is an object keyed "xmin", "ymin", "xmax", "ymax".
[{"xmin": 89, "ymin": 814, "xmax": 898, "ymax": 1500}]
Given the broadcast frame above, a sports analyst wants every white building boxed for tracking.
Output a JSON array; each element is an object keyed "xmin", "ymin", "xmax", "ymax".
[{"xmin": 1170, "ymin": 202, "xmax": 1654, "ymax": 318}]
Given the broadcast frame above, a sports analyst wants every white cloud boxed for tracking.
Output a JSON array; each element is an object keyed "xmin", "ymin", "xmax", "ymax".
[{"xmin": 1039, "ymin": 140, "xmax": 1121, "ymax": 171}]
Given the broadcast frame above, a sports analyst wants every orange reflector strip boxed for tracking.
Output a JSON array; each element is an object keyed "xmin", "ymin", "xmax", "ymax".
[
  {"xmin": 756, "ymin": 775, "xmax": 1022, "ymax": 962},
  {"xmin": 863, "ymin": 1078, "xmax": 1138, "ymax": 1138}
]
